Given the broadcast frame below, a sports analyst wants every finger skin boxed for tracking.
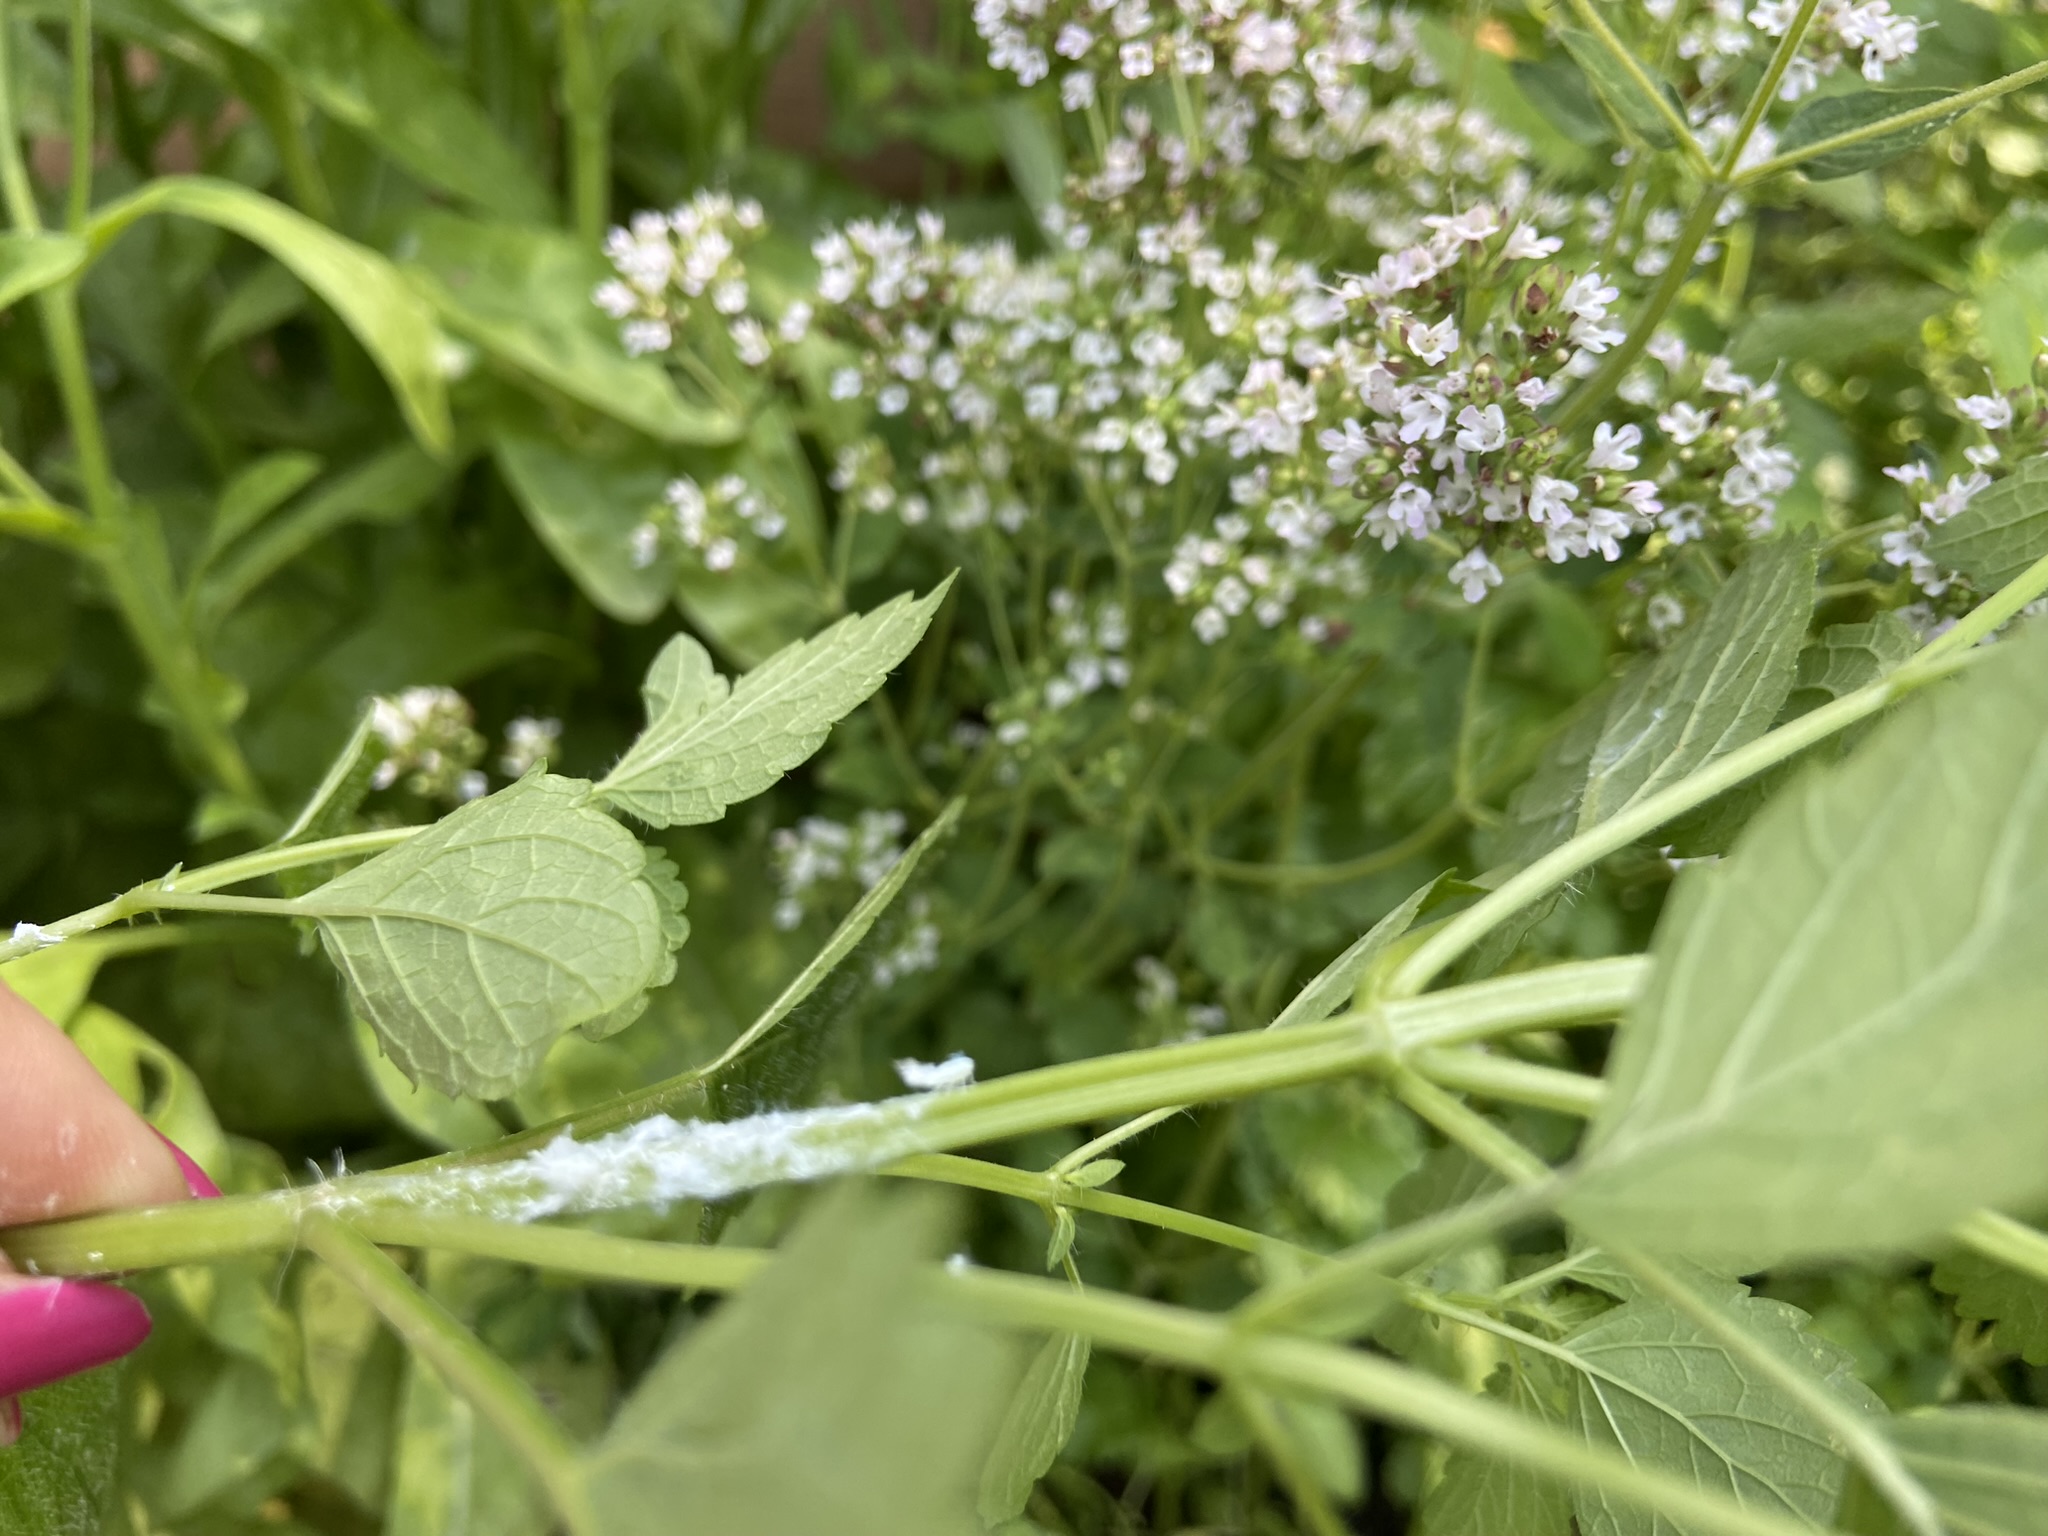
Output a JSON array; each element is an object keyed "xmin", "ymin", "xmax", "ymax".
[{"xmin": 0, "ymin": 980, "xmax": 188, "ymax": 1228}]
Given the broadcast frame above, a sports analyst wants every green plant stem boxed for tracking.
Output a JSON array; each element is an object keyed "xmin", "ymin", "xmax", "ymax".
[
  {"xmin": 0, "ymin": 825, "xmax": 425, "ymax": 962},
  {"xmin": 1951, "ymin": 1209, "xmax": 2048, "ymax": 1286},
  {"xmin": 557, "ymin": 0, "xmax": 609, "ymax": 245},
  {"xmin": 1613, "ymin": 1242, "xmax": 1944, "ymax": 1536},
  {"xmin": 1560, "ymin": 0, "xmax": 1713, "ymax": 177},
  {"xmin": 0, "ymin": 3, "xmax": 259, "ymax": 806},
  {"xmin": 65, "ymin": 0, "xmax": 91, "ymax": 228},
  {"xmin": 1232, "ymin": 1383, "xmax": 1352, "ymax": 1536},
  {"xmin": 1739, "ymin": 57, "xmax": 2048, "ymax": 185},
  {"xmin": 1391, "ymin": 1066, "xmax": 1553, "ymax": 1186},
  {"xmin": 301, "ymin": 1216, "xmax": 596, "ymax": 1536},
  {"xmin": 1718, "ymin": 0, "xmax": 1824, "ymax": 176},
  {"xmin": 0, "ymin": 494, "xmax": 91, "ymax": 548},
  {"xmin": 1192, "ymin": 800, "xmax": 1464, "ymax": 886},
  {"xmin": 1550, "ymin": 185, "xmax": 1726, "ymax": 435},
  {"xmin": 1408, "ymin": 1047, "xmax": 1607, "ymax": 1118}
]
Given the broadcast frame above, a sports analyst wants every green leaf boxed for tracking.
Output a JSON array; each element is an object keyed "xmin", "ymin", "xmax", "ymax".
[
  {"xmin": 1420, "ymin": 1356, "xmax": 1574, "ymax": 1536},
  {"xmin": 1555, "ymin": 25, "xmax": 1681, "ymax": 149},
  {"xmin": 166, "ymin": 0, "xmax": 551, "ymax": 220},
  {"xmin": 402, "ymin": 212, "xmax": 737, "ymax": 444},
  {"xmin": 0, "ymin": 539, "xmax": 72, "ymax": 717},
  {"xmin": 980, "ymin": 1333, "xmax": 1090, "ymax": 1524},
  {"xmin": 1560, "ymin": 1278, "xmax": 1880, "ymax": 1536},
  {"xmin": 0, "ymin": 229, "xmax": 85, "ymax": 311},
  {"xmin": 1784, "ymin": 615, "xmax": 1919, "ymax": 717},
  {"xmin": 0, "ymin": 1366, "xmax": 122, "ymax": 1536},
  {"xmin": 1565, "ymin": 625, "xmax": 2048, "ymax": 1260},
  {"xmin": 349, "ymin": 1013, "xmax": 506, "ymax": 1150},
  {"xmin": 1777, "ymin": 88, "xmax": 1962, "ymax": 180},
  {"xmin": 1269, "ymin": 875, "xmax": 1439, "ymax": 1028},
  {"xmin": 69, "ymin": 1001, "xmax": 231, "ymax": 1180},
  {"xmin": 1929, "ymin": 1249, "xmax": 2048, "ymax": 1365},
  {"xmin": 87, "ymin": 176, "xmax": 454, "ymax": 453},
  {"xmin": 1926, "ymin": 454, "xmax": 2048, "ymax": 592},
  {"xmin": 491, "ymin": 427, "xmax": 675, "ymax": 623},
  {"xmin": 1840, "ymin": 1408, "xmax": 2048, "ymax": 1536},
  {"xmin": 596, "ymin": 579, "xmax": 954, "ymax": 828},
  {"xmin": 304, "ymin": 773, "xmax": 680, "ymax": 1099},
  {"xmin": 203, "ymin": 449, "xmax": 325, "ymax": 561},
  {"xmin": 580, "ymin": 1184, "xmax": 1016, "ymax": 1536},
  {"xmin": 1576, "ymin": 537, "xmax": 1816, "ymax": 832}
]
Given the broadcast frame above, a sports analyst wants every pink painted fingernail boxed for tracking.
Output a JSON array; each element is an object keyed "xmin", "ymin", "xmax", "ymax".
[
  {"xmin": 0, "ymin": 1281, "xmax": 153, "ymax": 1398},
  {"xmin": 150, "ymin": 1128, "xmax": 221, "ymax": 1199},
  {"xmin": 0, "ymin": 1395, "xmax": 20, "ymax": 1448}
]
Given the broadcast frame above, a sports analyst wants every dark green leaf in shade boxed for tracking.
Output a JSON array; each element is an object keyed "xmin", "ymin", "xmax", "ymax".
[
  {"xmin": 1777, "ymin": 88, "xmax": 1962, "ymax": 180},
  {"xmin": 1566, "ymin": 626, "xmax": 2048, "ymax": 1260},
  {"xmin": 580, "ymin": 1184, "xmax": 1017, "ymax": 1536},
  {"xmin": 491, "ymin": 427, "xmax": 676, "ymax": 624},
  {"xmin": 1555, "ymin": 26, "xmax": 1681, "ymax": 149}
]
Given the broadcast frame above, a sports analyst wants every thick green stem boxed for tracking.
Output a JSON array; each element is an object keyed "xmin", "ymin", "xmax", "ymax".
[
  {"xmin": 1718, "ymin": 0, "xmax": 1824, "ymax": 176},
  {"xmin": 1951, "ymin": 1209, "xmax": 2048, "ymax": 1287},
  {"xmin": 1409, "ymin": 1047, "xmax": 1608, "ymax": 1118},
  {"xmin": 302, "ymin": 1217, "xmax": 595, "ymax": 1536},
  {"xmin": 558, "ymin": 0, "xmax": 609, "ymax": 245},
  {"xmin": 1740, "ymin": 57, "xmax": 2048, "ymax": 185}
]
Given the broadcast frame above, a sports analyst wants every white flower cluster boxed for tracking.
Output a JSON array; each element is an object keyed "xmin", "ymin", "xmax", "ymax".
[
  {"xmin": 594, "ymin": 191, "xmax": 770, "ymax": 359},
  {"xmin": 629, "ymin": 472, "xmax": 788, "ymax": 574},
  {"xmin": 1655, "ymin": 0, "xmax": 1921, "ymax": 101},
  {"xmin": 1133, "ymin": 955, "xmax": 1228, "ymax": 1038},
  {"xmin": 769, "ymin": 808, "xmax": 911, "ymax": 930},
  {"xmin": 869, "ymin": 894, "xmax": 942, "ymax": 988},
  {"xmin": 1881, "ymin": 377, "xmax": 2044, "ymax": 600},
  {"xmin": 367, "ymin": 687, "xmax": 487, "ymax": 802},
  {"xmin": 499, "ymin": 716, "xmax": 562, "ymax": 778},
  {"xmin": 1043, "ymin": 587, "xmax": 1132, "ymax": 710}
]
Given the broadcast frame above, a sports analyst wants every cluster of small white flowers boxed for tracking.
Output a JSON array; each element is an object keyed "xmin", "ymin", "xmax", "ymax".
[
  {"xmin": 769, "ymin": 809, "xmax": 909, "ymax": 930},
  {"xmin": 1656, "ymin": 0, "xmax": 1921, "ymax": 101},
  {"xmin": 367, "ymin": 687, "xmax": 487, "ymax": 802},
  {"xmin": 593, "ymin": 191, "xmax": 770, "ymax": 358},
  {"xmin": 1043, "ymin": 588, "xmax": 1132, "ymax": 710},
  {"xmin": 629, "ymin": 473, "xmax": 788, "ymax": 574},
  {"xmin": 870, "ymin": 894, "xmax": 942, "ymax": 987},
  {"xmin": 499, "ymin": 716, "xmax": 561, "ymax": 778},
  {"xmin": 1881, "ymin": 375, "xmax": 2043, "ymax": 599}
]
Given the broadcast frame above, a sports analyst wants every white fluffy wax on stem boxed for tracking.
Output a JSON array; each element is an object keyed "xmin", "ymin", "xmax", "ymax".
[{"xmin": 334, "ymin": 1096, "xmax": 940, "ymax": 1223}]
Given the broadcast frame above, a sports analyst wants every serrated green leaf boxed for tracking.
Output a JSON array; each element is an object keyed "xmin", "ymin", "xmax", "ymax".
[
  {"xmin": 1926, "ymin": 454, "xmax": 2048, "ymax": 591},
  {"xmin": 0, "ymin": 229, "xmax": 85, "ymax": 311},
  {"xmin": 304, "ymin": 773, "xmax": 679, "ymax": 1098},
  {"xmin": 1565, "ymin": 625, "xmax": 2048, "ymax": 1260},
  {"xmin": 1420, "ymin": 1355, "xmax": 1574, "ymax": 1536},
  {"xmin": 0, "ymin": 1366, "xmax": 121, "ymax": 1536},
  {"xmin": 403, "ymin": 212, "xmax": 736, "ymax": 444},
  {"xmin": 1269, "ymin": 875, "xmax": 1439, "ymax": 1028},
  {"xmin": 1929, "ymin": 1249, "xmax": 2048, "ymax": 1365},
  {"xmin": 980, "ymin": 1333, "xmax": 1090, "ymax": 1524},
  {"xmin": 1785, "ymin": 615, "xmax": 1919, "ymax": 717},
  {"xmin": 1839, "ymin": 1408, "xmax": 2048, "ymax": 1536},
  {"xmin": 1778, "ymin": 88, "xmax": 1961, "ymax": 180},
  {"xmin": 596, "ymin": 580, "xmax": 954, "ymax": 827},
  {"xmin": 1577, "ymin": 538, "xmax": 1815, "ymax": 831},
  {"xmin": 86, "ymin": 176, "xmax": 453, "ymax": 452},
  {"xmin": 579, "ymin": 1184, "xmax": 1015, "ymax": 1536},
  {"xmin": 1561, "ymin": 1277, "xmax": 1881, "ymax": 1536},
  {"xmin": 167, "ymin": 0, "xmax": 551, "ymax": 220},
  {"xmin": 1555, "ymin": 25, "xmax": 1681, "ymax": 149}
]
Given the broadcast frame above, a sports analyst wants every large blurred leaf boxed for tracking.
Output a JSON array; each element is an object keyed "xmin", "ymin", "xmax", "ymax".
[
  {"xmin": 87, "ymin": 176, "xmax": 453, "ymax": 452},
  {"xmin": 1561, "ymin": 1279, "xmax": 1878, "ymax": 1536},
  {"xmin": 167, "ymin": 0, "xmax": 550, "ymax": 220},
  {"xmin": 0, "ymin": 1367, "xmax": 122, "ymax": 1536},
  {"xmin": 1565, "ymin": 626, "xmax": 2048, "ymax": 1259},
  {"xmin": 1839, "ymin": 1408, "xmax": 2048, "ymax": 1536},
  {"xmin": 403, "ymin": 212, "xmax": 736, "ymax": 444},
  {"xmin": 1926, "ymin": 454, "xmax": 2048, "ymax": 592},
  {"xmin": 305, "ymin": 773, "xmax": 680, "ymax": 1098},
  {"xmin": 597, "ymin": 579, "xmax": 952, "ymax": 827},
  {"xmin": 492, "ymin": 427, "xmax": 677, "ymax": 623},
  {"xmin": 580, "ymin": 1184, "xmax": 1015, "ymax": 1536}
]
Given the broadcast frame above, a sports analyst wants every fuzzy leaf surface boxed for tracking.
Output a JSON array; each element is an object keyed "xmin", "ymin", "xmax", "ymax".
[
  {"xmin": 305, "ymin": 773, "xmax": 676, "ymax": 1099},
  {"xmin": 0, "ymin": 1368, "xmax": 122, "ymax": 1536},
  {"xmin": 580, "ymin": 1185, "xmax": 1014, "ymax": 1536},
  {"xmin": 596, "ymin": 580, "xmax": 952, "ymax": 827},
  {"xmin": 1566, "ymin": 626, "xmax": 2048, "ymax": 1259},
  {"xmin": 1926, "ymin": 454, "xmax": 2048, "ymax": 592},
  {"xmin": 1561, "ymin": 1278, "xmax": 1878, "ymax": 1536},
  {"xmin": 979, "ymin": 1333, "xmax": 1090, "ymax": 1523}
]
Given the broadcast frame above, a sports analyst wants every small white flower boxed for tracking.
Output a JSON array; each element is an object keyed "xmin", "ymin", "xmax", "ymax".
[
  {"xmin": 1119, "ymin": 39, "xmax": 1155, "ymax": 78},
  {"xmin": 1956, "ymin": 394, "xmax": 2014, "ymax": 432},
  {"xmin": 1454, "ymin": 404, "xmax": 1508, "ymax": 453},
  {"xmin": 1449, "ymin": 547, "xmax": 1503, "ymax": 603},
  {"xmin": 1588, "ymin": 422, "xmax": 1643, "ymax": 472},
  {"xmin": 1405, "ymin": 316, "xmax": 1460, "ymax": 366}
]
